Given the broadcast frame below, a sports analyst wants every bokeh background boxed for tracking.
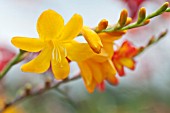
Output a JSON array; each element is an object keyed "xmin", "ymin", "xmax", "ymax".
[{"xmin": 0, "ymin": 0, "xmax": 170, "ymax": 113}]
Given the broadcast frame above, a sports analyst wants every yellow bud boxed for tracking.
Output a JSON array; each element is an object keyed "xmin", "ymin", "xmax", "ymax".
[
  {"xmin": 137, "ymin": 7, "xmax": 146, "ymax": 24},
  {"xmin": 96, "ymin": 19, "xmax": 108, "ymax": 31},
  {"xmin": 143, "ymin": 19, "xmax": 150, "ymax": 25},
  {"xmin": 82, "ymin": 26, "xmax": 103, "ymax": 54},
  {"xmin": 125, "ymin": 17, "xmax": 132, "ymax": 26},
  {"xmin": 118, "ymin": 9, "xmax": 128, "ymax": 27}
]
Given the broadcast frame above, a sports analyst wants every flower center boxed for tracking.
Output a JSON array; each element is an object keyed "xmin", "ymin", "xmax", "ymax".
[{"xmin": 51, "ymin": 40, "xmax": 67, "ymax": 67}]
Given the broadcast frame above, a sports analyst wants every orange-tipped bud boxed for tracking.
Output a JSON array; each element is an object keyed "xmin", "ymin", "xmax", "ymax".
[
  {"xmin": 137, "ymin": 7, "xmax": 146, "ymax": 24},
  {"xmin": 118, "ymin": 9, "xmax": 128, "ymax": 27},
  {"xmin": 143, "ymin": 19, "xmax": 150, "ymax": 25},
  {"xmin": 96, "ymin": 19, "xmax": 108, "ymax": 31}
]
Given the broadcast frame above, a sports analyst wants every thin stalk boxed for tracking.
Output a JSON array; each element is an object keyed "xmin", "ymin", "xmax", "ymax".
[{"xmin": 0, "ymin": 50, "xmax": 25, "ymax": 80}]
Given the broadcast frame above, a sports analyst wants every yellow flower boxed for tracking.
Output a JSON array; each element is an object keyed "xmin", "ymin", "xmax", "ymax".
[
  {"xmin": 79, "ymin": 27, "xmax": 126, "ymax": 93},
  {"xmin": 11, "ymin": 9, "xmax": 84, "ymax": 79},
  {"xmin": 78, "ymin": 57, "xmax": 118, "ymax": 93}
]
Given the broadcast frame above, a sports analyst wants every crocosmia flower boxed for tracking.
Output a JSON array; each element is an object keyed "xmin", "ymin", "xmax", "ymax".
[
  {"xmin": 78, "ymin": 56, "xmax": 119, "ymax": 93},
  {"xmin": 112, "ymin": 41, "xmax": 139, "ymax": 76},
  {"xmin": 79, "ymin": 28, "xmax": 126, "ymax": 93},
  {"xmin": 0, "ymin": 47, "xmax": 15, "ymax": 71},
  {"xmin": 11, "ymin": 9, "xmax": 83, "ymax": 79}
]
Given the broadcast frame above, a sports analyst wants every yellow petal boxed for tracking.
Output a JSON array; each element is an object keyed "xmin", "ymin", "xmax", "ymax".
[
  {"xmin": 82, "ymin": 26, "xmax": 103, "ymax": 54},
  {"xmin": 21, "ymin": 44, "xmax": 53, "ymax": 73},
  {"xmin": 106, "ymin": 75, "xmax": 119, "ymax": 86},
  {"xmin": 11, "ymin": 37, "xmax": 44, "ymax": 52},
  {"xmin": 102, "ymin": 60, "xmax": 118, "ymax": 85},
  {"xmin": 119, "ymin": 58, "xmax": 135, "ymax": 70},
  {"xmin": 60, "ymin": 14, "xmax": 83, "ymax": 41},
  {"xmin": 51, "ymin": 45, "xmax": 70, "ymax": 79},
  {"xmin": 87, "ymin": 61, "xmax": 103, "ymax": 84},
  {"xmin": 102, "ymin": 42, "xmax": 114, "ymax": 58},
  {"xmin": 102, "ymin": 60, "xmax": 116, "ymax": 78},
  {"xmin": 52, "ymin": 58, "xmax": 70, "ymax": 80},
  {"xmin": 113, "ymin": 60, "xmax": 125, "ymax": 76},
  {"xmin": 88, "ymin": 49, "xmax": 109, "ymax": 63},
  {"xmin": 78, "ymin": 61, "xmax": 92, "ymax": 86},
  {"xmin": 89, "ymin": 55, "xmax": 107, "ymax": 63},
  {"xmin": 98, "ymin": 31, "xmax": 126, "ymax": 43},
  {"xmin": 37, "ymin": 9, "xmax": 64, "ymax": 40},
  {"xmin": 64, "ymin": 41, "xmax": 95, "ymax": 62},
  {"xmin": 85, "ymin": 79, "xmax": 96, "ymax": 93}
]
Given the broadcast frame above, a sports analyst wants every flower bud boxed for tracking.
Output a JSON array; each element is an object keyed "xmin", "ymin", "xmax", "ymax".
[
  {"xmin": 137, "ymin": 7, "xmax": 146, "ymax": 24},
  {"xmin": 118, "ymin": 9, "xmax": 128, "ymax": 27},
  {"xmin": 125, "ymin": 17, "xmax": 132, "ymax": 26},
  {"xmin": 96, "ymin": 19, "xmax": 108, "ymax": 31},
  {"xmin": 147, "ymin": 2, "xmax": 169, "ymax": 19},
  {"xmin": 143, "ymin": 19, "xmax": 150, "ymax": 25},
  {"xmin": 157, "ymin": 2, "xmax": 169, "ymax": 14},
  {"xmin": 82, "ymin": 26, "xmax": 103, "ymax": 54}
]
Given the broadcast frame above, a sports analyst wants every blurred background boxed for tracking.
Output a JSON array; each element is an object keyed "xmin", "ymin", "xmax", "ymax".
[{"xmin": 0, "ymin": 0, "xmax": 170, "ymax": 113}]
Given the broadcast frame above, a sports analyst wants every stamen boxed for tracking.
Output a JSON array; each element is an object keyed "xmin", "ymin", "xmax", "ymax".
[
  {"xmin": 52, "ymin": 48, "xmax": 58, "ymax": 61},
  {"xmin": 52, "ymin": 40, "xmax": 67, "ymax": 68},
  {"xmin": 62, "ymin": 46, "xmax": 67, "ymax": 57},
  {"xmin": 56, "ymin": 46, "xmax": 62, "ymax": 63}
]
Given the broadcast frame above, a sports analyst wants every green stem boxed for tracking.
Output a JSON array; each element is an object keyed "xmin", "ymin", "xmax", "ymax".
[
  {"xmin": 0, "ymin": 50, "xmax": 25, "ymax": 80},
  {"xmin": 120, "ymin": 22, "xmax": 139, "ymax": 30},
  {"xmin": 78, "ymin": 5, "xmax": 170, "ymax": 34},
  {"xmin": 136, "ymin": 30, "xmax": 167, "ymax": 56},
  {"xmin": 103, "ymin": 3, "xmax": 169, "ymax": 32}
]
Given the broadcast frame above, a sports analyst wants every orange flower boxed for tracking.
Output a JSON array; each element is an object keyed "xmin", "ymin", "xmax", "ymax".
[
  {"xmin": 112, "ymin": 40, "xmax": 139, "ymax": 76},
  {"xmin": 78, "ymin": 57, "xmax": 119, "ymax": 93},
  {"xmin": 79, "ymin": 27, "xmax": 126, "ymax": 93}
]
